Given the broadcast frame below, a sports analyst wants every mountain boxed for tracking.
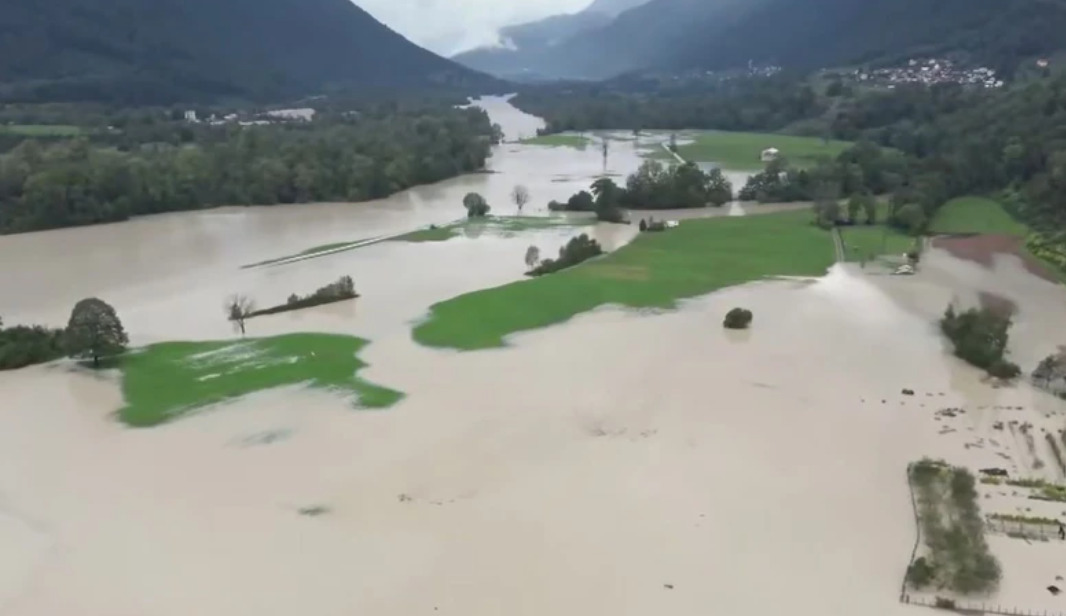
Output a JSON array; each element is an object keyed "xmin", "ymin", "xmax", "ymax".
[
  {"xmin": 452, "ymin": 0, "xmax": 752, "ymax": 81},
  {"xmin": 451, "ymin": 0, "xmax": 656, "ymax": 80},
  {"xmin": 458, "ymin": 0, "xmax": 1066, "ymax": 83},
  {"xmin": 0, "ymin": 0, "xmax": 497, "ymax": 104},
  {"xmin": 584, "ymin": 0, "xmax": 655, "ymax": 18},
  {"xmin": 665, "ymin": 0, "xmax": 1066, "ymax": 77}
]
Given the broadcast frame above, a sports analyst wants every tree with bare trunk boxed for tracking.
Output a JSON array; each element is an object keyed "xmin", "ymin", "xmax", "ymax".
[
  {"xmin": 511, "ymin": 185, "xmax": 530, "ymax": 213},
  {"xmin": 226, "ymin": 294, "xmax": 255, "ymax": 336}
]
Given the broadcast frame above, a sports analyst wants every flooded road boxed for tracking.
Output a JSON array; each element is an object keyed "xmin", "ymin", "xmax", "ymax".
[{"xmin": 2, "ymin": 96, "xmax": 1066, "ymax": 616}]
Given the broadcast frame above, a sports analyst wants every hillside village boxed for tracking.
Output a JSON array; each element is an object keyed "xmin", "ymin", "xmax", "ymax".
[{"xmin": 847, "ymin": 58, "xmax": 1004, "ymax": 89}]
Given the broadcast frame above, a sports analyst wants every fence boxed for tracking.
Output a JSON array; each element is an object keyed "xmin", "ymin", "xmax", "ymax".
[
  {"xmin": 899, "ymin": 465, "xmax": 1066, "ymax": 616},
  {"xmin": 986, "ymin": 518, "xmax": 1065, "ymax": 541},
  {"xmin": 903, "ymin": 594, "xmax": 1066, "ymax": 616}
]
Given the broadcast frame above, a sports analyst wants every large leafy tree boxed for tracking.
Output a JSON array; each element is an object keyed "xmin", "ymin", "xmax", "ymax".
[{"xmin": 66, "ymin": 298, "xmax": 129, "ymax": 367}]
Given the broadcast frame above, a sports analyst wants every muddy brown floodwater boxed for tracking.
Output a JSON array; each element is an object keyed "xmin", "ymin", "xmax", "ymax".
[{"xmin": 2, "ymin": 96, "xmax": 1066, "ymax": 616}]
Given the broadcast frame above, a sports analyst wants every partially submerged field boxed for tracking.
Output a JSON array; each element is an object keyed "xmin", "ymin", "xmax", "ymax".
[
  {"xmin": 519, "ymin": 134, "xmax": 590, "ymax": 148},
  {"xmin": 413, "ymin": 210, "xmax": 835, "ymax": 349},
  {"xmin": 651, "ymin": 131, "xmax": 852, "ymax": 169},
  {"xmin": 395, "ymin": 215, "xmax": 590, "ymax": 243},
  {"xmin": 840, "ymin": 224, "xmax": 915, "ymax": 262},
  {"xmin": 119, "ymin": 333, "xmax": 402, "ymax": 427}
]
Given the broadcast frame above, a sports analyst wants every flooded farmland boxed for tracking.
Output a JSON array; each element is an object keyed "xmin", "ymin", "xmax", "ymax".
[{"xmin": 2, "ymin": 96, "xmax": 1066, "ymax": 616}]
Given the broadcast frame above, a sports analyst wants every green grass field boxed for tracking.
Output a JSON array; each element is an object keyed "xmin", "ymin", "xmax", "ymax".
[
  {"xmin": 519, "ymin": 134, "xmax": 590, "ymax": 149},
  {"xmin": 840, "ymin": 225, "xmax": 916, "ymax": 262},
  {"xmin": 928, "ymin": 196, "xmax": 1028, "ymax": 236},
  {"xmin": 395, "ymin": 216, "xmax": 592, "ymax": 243},
  {"xmin": 412, "ymin": 210, "xmax": 835, "ymax": 350},
  {"xmin": 118, "ymin": 333, "xmax": 402, "ymax": 427},
  {"xmin": 650, "ymin": 131, "xmax": 852, "ymax": 169},
  {"xmin": 0, "ymin": 124, "xmax": 86, "ymax": 137}
]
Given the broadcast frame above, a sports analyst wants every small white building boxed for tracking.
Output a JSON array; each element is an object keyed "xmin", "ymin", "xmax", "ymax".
[
  {"xmin": 184, "ymin": 110, "xmax": 198, "ymax": 123},
  {"xmin": 760, "ymin": 147, "xmax": 780, "ymax": 163}
]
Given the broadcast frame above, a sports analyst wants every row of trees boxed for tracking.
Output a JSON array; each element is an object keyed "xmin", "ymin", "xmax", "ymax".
[
  {"xmin": 0, "ymin": 298, "xmax": 128, "ymax": 370},
  {"xmin": 0, "ymin": 105, "xmax": 498, "ymax": 233}
]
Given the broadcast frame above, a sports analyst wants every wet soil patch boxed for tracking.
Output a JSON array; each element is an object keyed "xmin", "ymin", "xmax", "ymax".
[{"xmin": 932, "ymin": 234, "xmax": 1057, "ymax": 282}]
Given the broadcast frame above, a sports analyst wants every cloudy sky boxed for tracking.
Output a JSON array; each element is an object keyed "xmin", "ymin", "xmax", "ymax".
[{"xmin": 356, "ymin": 0, "xmax": 592, "ymax": 56}]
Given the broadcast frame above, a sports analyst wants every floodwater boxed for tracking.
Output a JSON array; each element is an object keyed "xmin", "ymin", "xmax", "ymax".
[{"xmin": 2, "ymin": 96, "xmax": 1066, "ymax": 616}]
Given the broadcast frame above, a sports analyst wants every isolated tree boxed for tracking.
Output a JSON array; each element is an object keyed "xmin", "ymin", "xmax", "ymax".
[
  {"xmin": 66, "ymin": 298, "xmax": 128, "ymax": 367},
  {"xmin": 511, "ymin": 185, "xmax": 530, "ymax": 213},
  {"xmin": 226, "ymin": 294, "xmax": 256, "ymax": 336},
  {"xmin": 462, "ymin": 192, "xmax": 490, "ymax": 218},
  {"xmin": 524, "ymin": 245, "xmax": 541, "ymax": 269}
]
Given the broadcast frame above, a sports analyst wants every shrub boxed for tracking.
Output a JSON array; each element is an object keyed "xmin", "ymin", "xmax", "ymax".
[
  {"xmin": 0, "ymin": 324, "xmax": 67, "ymax": 370},
  {"xmin": 528, "ymin": 234, "xmax": 603, "ymax": 276},
  {"xmin": 723, "ymin": 308, "xmax": 753, "ymax": 329},
  {"xmin": 906, "ymin": 557, "xmax": 936, "ymax": 589},
  {"xmin": 988, "ymin": 360, "xmax": 1021, "ymax": 380}
]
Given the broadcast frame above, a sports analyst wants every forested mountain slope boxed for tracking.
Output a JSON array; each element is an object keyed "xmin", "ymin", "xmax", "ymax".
[
  {"xmin": 0, "ymin": 0, "xmax": 496, "ymax": 104},
  {"xmin": 666, "ymin": 0, "xmax": 1066, "ymax": 77},
  {"xmin": 460, "ymin": 0, "xmax": 1066, "ymax": 82}
]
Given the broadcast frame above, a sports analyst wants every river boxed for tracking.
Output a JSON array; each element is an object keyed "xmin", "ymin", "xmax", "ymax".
[{"xmin": 1, "ymin": 96, "xmax": 1066, "ymax": 616}]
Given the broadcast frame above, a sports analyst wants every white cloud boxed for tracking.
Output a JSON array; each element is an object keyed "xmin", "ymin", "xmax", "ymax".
[{"xmin": 355, "ymin": 0, "xmax": 592, "ymax": 56}]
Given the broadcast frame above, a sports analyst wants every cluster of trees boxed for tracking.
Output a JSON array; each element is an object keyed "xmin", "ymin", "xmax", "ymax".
[
  {"xmin": 527, "ymin": 234, "xmax": 603, "ymax": 276},
  {"xmin": 0, "ymin": 298, "xmax": 128, "ymax": 371},
  {"xmin": 625, "ymin": 160, "xmax": 732, "ymax": 209},
  {"xmin": 549, "ymin": 178, "xmax": 625, "ymax": 223},
  {"xmin": 549, "ymin": 161, "xmax": 732, "ymax": 222},
  {"xmin": 940, "ymin": 304, "xmax": 1021, "ymax": 379},
  {"xmin": 0, "ymin": 105, "xmax": 497, "ymax": 234}
]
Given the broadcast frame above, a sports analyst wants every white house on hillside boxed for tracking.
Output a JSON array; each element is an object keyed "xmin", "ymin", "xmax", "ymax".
[{"xmin": 761, "ymin": 147, "xmax": 780, "ymax": 163}]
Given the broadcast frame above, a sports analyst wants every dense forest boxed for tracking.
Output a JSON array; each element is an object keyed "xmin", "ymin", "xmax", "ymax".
[
  {"xmin": 514, "ymin": 75, "xmax": 825, "ymax": 133},
  {"xmin": 0, "ymin": 105, "xmax": 500, "ymax": 233},
  {"xmin": 0, "ymin": 0, "xmax": 496, "ymax": 104}
]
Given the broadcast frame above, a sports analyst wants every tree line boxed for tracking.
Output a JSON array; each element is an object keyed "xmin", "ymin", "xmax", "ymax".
[
  {"xmin": 0, "ymin": 105, "xmax": 499, "ymax": 234},
  {"xmin": 1, "ymin": 298, "xmax": 128, "ymax": 371}
]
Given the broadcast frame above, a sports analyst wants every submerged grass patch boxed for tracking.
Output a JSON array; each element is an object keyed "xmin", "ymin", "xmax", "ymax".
[
  {"xmin": 412, "ymin": 209, "xmax": 835, "ymax": 350},
  {"xmin": 242, "ymin": 238, "xmax": 375, "ymax": 268},
  {"xmin": 929, "ymin": 197, "xmax": 1028, "ymax": 236},
  {"xmin": 519, "ymin": 134, "xmax": 590, "ymax": 149},
  {"xmin": 840, "ymin": 224, "xmax": 916, "ymax": 262},
  {"xmin": 119, "ymin": 333, "xmax": 402, "ymax": 427},
  {"xmin": 394, "ymin": 215, "xmax": 590, "ymax": 243},
  {"xmin": 650, "ymin": 131, "xmax": 852, "ymax": 169}
]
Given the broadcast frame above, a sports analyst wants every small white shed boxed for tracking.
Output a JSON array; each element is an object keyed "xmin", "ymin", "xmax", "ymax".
[{"xmin": 761, "ymin": 147, "xmax": 780, "ymax": 163}]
